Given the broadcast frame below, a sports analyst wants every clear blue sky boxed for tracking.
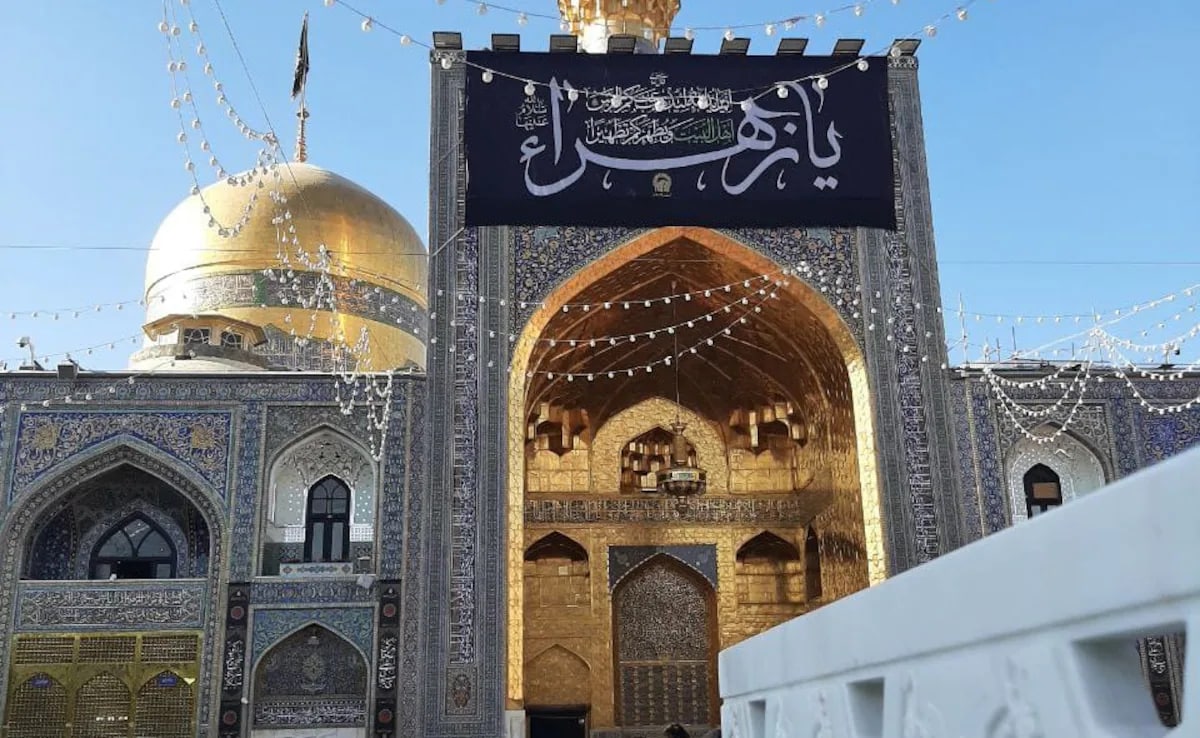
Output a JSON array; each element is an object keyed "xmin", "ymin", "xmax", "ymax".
[{"xmin": 0, "ymin": 0, "xmax": 1196, "ymax": 370}]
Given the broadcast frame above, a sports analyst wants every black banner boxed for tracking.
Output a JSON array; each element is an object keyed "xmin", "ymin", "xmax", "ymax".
[{"xmin": 463, "ymin": 51, "xmax": 895, "ymax": 229}]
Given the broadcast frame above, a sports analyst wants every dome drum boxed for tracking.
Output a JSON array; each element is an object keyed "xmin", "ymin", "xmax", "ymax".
[{"xmin": 141, "ymin": 163, "xmax": 428, "ymax": 372}]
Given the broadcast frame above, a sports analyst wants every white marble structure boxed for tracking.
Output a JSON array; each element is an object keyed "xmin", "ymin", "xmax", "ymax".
[{"xmin": 719, "ymin": 447, "xmax": 1199, "ymax": 736}]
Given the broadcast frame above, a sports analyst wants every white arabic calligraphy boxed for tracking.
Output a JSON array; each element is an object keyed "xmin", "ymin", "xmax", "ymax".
[{"xmin": 518, "ymin": 77, "xmax": 842, "ymax": 198}]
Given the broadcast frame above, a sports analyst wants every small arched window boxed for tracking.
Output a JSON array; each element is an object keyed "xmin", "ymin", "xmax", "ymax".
[
  {"xmin": 90, "ymin": 515, "xmax": 176, "ymax": 580},
  {"xmin": 304, "ymin": 476, "xmax": 351, "ymax": 563},
  {"xmin": 1023, "ymin": 464, "xmax": 1063, "ymax": 518}
]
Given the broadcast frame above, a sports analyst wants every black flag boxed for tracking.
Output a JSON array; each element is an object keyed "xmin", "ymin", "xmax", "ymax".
[{"xmin": 291, "ymin": 12, "xmax": 309, "ymax": 99}]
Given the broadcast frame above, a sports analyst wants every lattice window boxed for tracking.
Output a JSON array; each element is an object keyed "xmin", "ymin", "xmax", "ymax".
[
  {"xmin": 78, "ymin": 636, "xmax": 137, "ymax": 664},
  {"xmin": 12, "ymin": 636, "xmax": 75, "ymax": 664},
  {"xmin": 5, "ymin": 634, "xmax": 199, "ymax": 738},
  {"xmin": 74, "ymin": 673, "xmax": 132, "ymax": 738},
  {"xmin": 134, "ymin": 672, "xmax": 193, "ymax": 738},
  {"xmin": 181, "ymin": 327, "xmax": 210, "ymax": 345},
  {"xmin": 141, "ymin": 635, "xmax": 200, "ymax": 663},
  {"xmin": 220, "ymin": 330, "xmax": 243, "ymax": 349},
  {"xmin": 6, "ymin": 674, "xmax": 68, "ymax": 738}
]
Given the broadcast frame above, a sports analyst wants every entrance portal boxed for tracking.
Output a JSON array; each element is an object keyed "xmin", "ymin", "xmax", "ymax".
[{"xmin": 528, "ymin": 707, "xmax": 588, "ymax": 738}]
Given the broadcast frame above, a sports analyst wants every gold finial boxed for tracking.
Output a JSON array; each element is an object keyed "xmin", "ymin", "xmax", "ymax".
[
  {"xmin": 557, "ymin": 0, "xmax": 681, "ymax": 50},
  {"xmin": 291, "ymin": 12, "xmax": 310, "ymax": 162}
]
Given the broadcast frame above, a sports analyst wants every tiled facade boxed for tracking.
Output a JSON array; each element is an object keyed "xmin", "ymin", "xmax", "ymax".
[{"xmin": 0, "ymin": 51, "xmax": 1194, "ymax": 738}]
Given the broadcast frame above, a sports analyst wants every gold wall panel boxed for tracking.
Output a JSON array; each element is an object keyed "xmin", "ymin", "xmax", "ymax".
[
  {"xmin": 589, "ymin": 397, "xmax": 729, "ymax": 494},
  {"xmin": 521, "ymin": 525, "xmax": 822, "ymax": 728},
  {"xmin": 5, "ymin": 632, "xmax": 201, "ymax": 737},
  {"xmin": 506, "ymin": 226, "xmax": 887, "ymax": 719},
  {"xmin": 525, "ymin": 645, "xmax": 592, "ymax": 708}
]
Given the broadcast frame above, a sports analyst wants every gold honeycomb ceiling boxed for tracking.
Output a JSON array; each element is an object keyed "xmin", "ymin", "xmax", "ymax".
[{"xmin": 525, "ymin": 237, "xmax": 850, "ymax": 431}]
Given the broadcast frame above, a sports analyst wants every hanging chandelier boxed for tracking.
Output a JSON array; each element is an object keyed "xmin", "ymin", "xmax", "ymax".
[
  {"xmin": 656, "ymin": 282, "xmax": 707, "ymax": 507},
  {"xmin": 656, "ymin": 419, "xmax": 707, "ymax": 498}
]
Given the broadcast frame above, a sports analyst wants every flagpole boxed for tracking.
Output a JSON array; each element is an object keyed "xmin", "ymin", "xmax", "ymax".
[{"xmin": 294, "ymin": 11, "xmax": 310, "ymax": 163}]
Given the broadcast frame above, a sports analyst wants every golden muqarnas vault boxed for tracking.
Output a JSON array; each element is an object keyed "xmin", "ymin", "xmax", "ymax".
[{"xmin": 505, "ymin": 227, "xmax": 885, "ymax": 731}]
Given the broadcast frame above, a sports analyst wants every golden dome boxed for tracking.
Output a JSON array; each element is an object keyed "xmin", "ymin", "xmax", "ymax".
[{"xmin": 142, "ymin": 162, "xmax": 427, "ymax": 372}]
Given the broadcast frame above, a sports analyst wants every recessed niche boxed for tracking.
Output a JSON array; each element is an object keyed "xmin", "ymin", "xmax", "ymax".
[{"xmin": 846, "ymin": 677, "xmax": 885, "ymax": 738}]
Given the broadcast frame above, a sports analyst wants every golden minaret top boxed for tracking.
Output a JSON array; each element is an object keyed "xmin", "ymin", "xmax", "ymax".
[{"xmin": 557, "ymin": 0, "xmax": 681, "ymax": 53}]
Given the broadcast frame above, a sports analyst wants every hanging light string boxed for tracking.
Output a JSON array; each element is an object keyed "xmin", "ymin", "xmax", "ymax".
[
  {"xmin": 985, "ymin": 359, "xmax": 1096, "ymax": 445},
  {"xmin": 959, "ymin": 282, "xmax": 1200, "ymax": 325},
  {"xmin": 1, "ymin": 334, "xmax": 145, "ymax": 370},
  {"xmin": 5, "ymin": 299, "xmax": 144, "ymax": 320},
  {"xmin": 525, "ymin": 284, "xmax": 780, "ymax": 381},
  {"xmin": 166, "ymin": 0, "xmax": 399, "ymax": 460},
  {"xmin": 162, "ymin": 3, "xmax": 280, "ymax": 238},
  {"xmin": 330, "ymin": 0, "xmax": 981, "ymax": 101}
]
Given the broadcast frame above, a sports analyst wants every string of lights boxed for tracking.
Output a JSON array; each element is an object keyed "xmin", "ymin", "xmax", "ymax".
[
  {"xmin": 1, "ymin": 334, "xmax": 144, "ymax": 372},
  {"xmin": 523, "ymin": 285, "xmax": 779, "ymax": 380},
  {"xmin": 162, "ymin": 4, "xmax": 279, "ymax": 237},
  {"xmin": 328, "ymin": 0, "xmax": 982, "ymax": 102},
  {"xmin": 450, "ymin": 0, "xmax": 900, "ymax": 38},
  {"xmin": 959, "ymin": 283, "xmax": 1200, "ymax": 325}
]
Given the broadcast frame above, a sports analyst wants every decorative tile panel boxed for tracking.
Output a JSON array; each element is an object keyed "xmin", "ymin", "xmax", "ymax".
[
  {"xmin": 14, "ymin": 581, "xmax": 207, "ymax": 631},
  {"xmin": 251, "ymin": 579, "xmax": 379, "ymax": 604},
  {"xmin": 250, "ymin": 607, "xmax": 375, "ymax": 666},
  {"xmin": 9, "ymin": 411, "xmax": 232, "ymax": 501}
]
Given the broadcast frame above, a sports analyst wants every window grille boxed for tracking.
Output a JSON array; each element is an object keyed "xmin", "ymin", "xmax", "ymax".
[
  {"xmin": 74, "ymin": 673, "xmax": 131, "ymax": 738},
  {"xmin": 4, "ymin": 634, "xmax": 201, "ymax": 738},
  {"xmin": 12, "ymin": 636, "xmax": 74, "ymax": 664},
  {"xmin": 5, "ymin": 674, "xmax": 68, "ymax": 738},
  {"xmin": 134, "ymin": 672, "xmax": 193, "ymax": 738},
  {"xmin": 141, "ymin": 635, "xmax": 200, "ymax": 663},
  {"xmin": 181, "ymin": 327, "xmax": 210, "ymax": 345}
]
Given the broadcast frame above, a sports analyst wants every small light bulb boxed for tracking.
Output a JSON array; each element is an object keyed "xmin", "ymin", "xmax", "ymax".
[
  {"xmin": 400, "ymin": 34, "xmax": 412, "ymax": 45},
  {"xmin": 684, "ymin": 27, "xmax": 694, "ymax": 41},
  {"xmin": 856, "ymin": 58, "xmax": 869, "ymax": 72},
  {"xmin": 567, "ymin": 87, "xmax": 579, "ymax": 102},
  {"xmin": 854, "ymin": 4, "xmax": 864, "ymax": 16},
  {"xmin": 518, "ymin": 12, "xmax": 528, "ymax": 26},
  {"xmin": 924, "ymin": 25, "xmax": 937, "ymax": 37},
  {"xmin": 482, "ymin": 70, "xmax": 494, "ymax": 83},
  {"xmin": 816, "ymin": 76, "xmax": 828, "ymax": 90},
  {"xmin": 764, "ymin": 24, "xmax": 775, "ymax": 36},
  {"xmin": 723, "ymin": 29, "xmax": 734, "ymax": 41},
  {"xmin": 776, "ymin": 85, "xmax": 788, "ymax": 98},
  {"xmin": 653, "ymin": 98, "xmax": 666, "ymax": 112},
  {"xmin": 477, "ymin": 2, "xmax": 488, "ymax": 14},
  {"xmin": 441, "ymin": 56, "xmax": 453, "ymax": 70},
  {"xmin": 696, "ymin": 94, "xmax": 709, "ymax": 110},
  {"xmin": 956, "ymin": 7, "xmax": 968, "ymax": 20},
  {"xmin": 524, "ymin": 81, "xmax": 536, "ymax": 96},
  {"xmin": 814, "ymin": 14, "xmax": 825, "ymax": 27},
  {"xmin": 361, "ymin": 17, "xmax": 373, "ymax": 31}
]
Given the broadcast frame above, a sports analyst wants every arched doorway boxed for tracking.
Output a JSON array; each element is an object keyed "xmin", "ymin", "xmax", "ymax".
[
  {"xmin": 613, "ymin": 555, "xmax": 717, "ymax": 729},
  {"xmin": 506, "ymin": 228, "xmax": 885, "ymax": 729}
]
